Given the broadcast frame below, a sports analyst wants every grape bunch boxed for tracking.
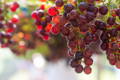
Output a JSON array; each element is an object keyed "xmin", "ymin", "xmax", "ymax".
[
  {"xmin": 32, "ymin": 0, "xmax": 120, "ymax": 74},
  {"xmin": 31, "ymin": 3, "xmax": 62, "ymax": 40},
  {"xmin": 0, "ymin": 2, "xmax": 19, "ymax": 47}
]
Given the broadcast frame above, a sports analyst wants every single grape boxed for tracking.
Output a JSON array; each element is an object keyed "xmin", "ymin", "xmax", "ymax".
[
  {"xmin": 116, "ymin": 9, "xmax": 120, "ymax": 17},
  {"xmin": 84, "ymin": 66, "xmax": 92, "ymax": 74},
  {"xmin": 55, "ymin": 0, "xmax": 64, "ymax": 7},
  {"xmin": 48, "ymin": 7, "xmax": 59, "ymax": 16},
  {"xmin": 107, "ymin": 17, "xmax": 116, "ymax": 25},
  {"xmin": 75, "ymin": 51, "xmax": 83, "ymax": 60},
  {"xmin": 75, "ymin": 64, "xmax": 83, "ymax": 73},
  {"xmin": 78, "ymin": 2, "xmax": 88, "ymax": 12},
  {"xmin": 64, "ymin": 4, "xmax": 74, "ymax": 13},
  {"xmin": 84, "ymin": 58, "xmax": 93, "ymax": 66},
  {"xmin": 99, "ymin": 5, "xmax": 108, "ymax": 15}
]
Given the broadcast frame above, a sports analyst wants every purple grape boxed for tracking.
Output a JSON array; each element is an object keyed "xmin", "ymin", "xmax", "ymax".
[
  {"xmin": 78, "ymin": 2, "xmax": 88, "ymax": 12},
  {"xmin": 64, "ymin": 4, "xmax": 74, "ymax": 13},
  {"xmin": 99, "ymin": 5, "xmax": 108, "ymax": 15},
  {"xmin": 55, "ymin": 0, "xmax": 64, "ymax": 7},
  {"xmin": 107, "ymin": 17, "xmax": 116, "ymax": 25}
]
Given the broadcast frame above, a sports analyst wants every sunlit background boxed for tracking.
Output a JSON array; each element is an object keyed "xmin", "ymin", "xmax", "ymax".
[{"xmin": 0, "ymin": 48, "xmax": 120, "ymax": 80}]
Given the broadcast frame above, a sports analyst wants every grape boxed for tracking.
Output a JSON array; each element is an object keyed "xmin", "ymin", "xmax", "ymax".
[
  {"xmin": 51, "ymin": 24, "xmax": 60, "ymax": 35},
  {"xmin": 40, "ymin": 21, "xmax": 47, "ymax": 27},
  {"xmin": 107, "ymin": 17, "xmax": 116, "ymax": 25},
  {"xmin": 84, "ymin": 66, "xmax": 92, "ymax": 74},
  {"xmin": 45, "ymin": 16, "xmax": 52, "ymax": 23},
  {"xmin": 99, "ymin": 5, "xmax": 108, "ymax": 15},
  {"xmin": 107, "ymin": 53, "xmax": 115, "ymax": 60},
  {"xmin": 84, "ymin": 58, "xmax": 93, "ymax": 66},
  {"xmin": 37, "ymin": 10, "xmax": 44, "ymax": 18},
  {"xmin": 5, "ymin": 33, "xmax": 12, "ymax": 40},
  {"xmin": 48, "ymin": 7, "xmax": 59, "ymax": 16},
  {"xmin": 0, "ymin": 22, "xmax": 4, "ymax": 28},
  {"xmin": 67, "ymin": 10, "xmax": 79, "ymax": 20},
  {"xmin": 78, "ymin": 15, "xmax": 87, "ymax": 25},
  {"xmin": 109, "ymin": 29, "xmax": 118, "ymax": 37},
  {"xmin": 75, "ymin": 51, "xmax": 83, "ymax": 60},
  {"xmin": 61, "ymin": 27, "xmax": 70, "ymax": 36},
  {"xmin": 70, "ymin": 59, "xmax": 80, "ymax": 68},
  {"xmin": 10, "ymin": 2, "xmax": 19, "ymax": 12},
  {"xmin": 67, "ymin": 32, "xmax": 76, "ymax": 41},
  {"xmin": 92, "ymin": 34, "xmax": 99, "ymax": 41},
  {"xmin": 85, "ymin": 11, "xmax": 96, "ymax": 22},
  {"xmin": 0, "ymin": 15, "xmax": 4, "ymax": 21},
  {"xmin": 95, "ymin": 20, "xmax": 106, "ymax": 30},
  {"xmin": 109, "ymin": 59, "xmax": 116, "ymax": 65},
  {"xmin": 116, "ymin": 61, "xmax": 120, "ymax": 69},
  {"xmin": 75, "ymin": 65, "xmax": 83, "ymax": 73},
  {"xmin": 0, "ymin": 8, "xmax": 3, "ymax": 14},
  {"xmin": 31, "ymin": 11, "xmax": 38, "ymax": 19},
  {"xmin": 84, "ymin": 32, "xmax": 93, "ymax": 44},
  {"xmin": 68, "ymin": 40, "xmax": 77, "ymax": 49},
  {"xmin": 79, "ymin": 25, "xmax": 89, "ymax": 32},
  {"xmin": 70, "ymin": 19, "xmax": 79, "ymax": 27},
  {"xmin": 100, "ymin": 42, "xmax": 108, "ymax": 50},
  {"xmin": 83, "ymin": 48, "xmax": 93, "ymax": 58},
  {"xmin": 116, "ymin": 9, "xmax": 120, "ymax": 17},
  {"xmin": 100, "ymin": 32, "xmax": 109, "ymax": 42},
  {"xmin": 55, "ymin": 0, "xmax": 64, "ymax": 7},
  {"xmin": 0, "ymin": 32, "xmax": 5, "ymax": 38},
  {"xmin": 64, "ymin": 4, "xmax": 74, "ymax": 13},
  {"xmin": 87, "ymin": 4, "xmax": 98, "ymax": 14},
  {"xmin": 78, "ymin": 2, "xmax": 88, "ymax": 12}
]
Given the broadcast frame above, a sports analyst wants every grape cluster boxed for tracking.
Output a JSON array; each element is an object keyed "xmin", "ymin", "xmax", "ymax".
[
  {"xmin": 31, "ymin": 4, "xmax": 62, "ymax": 40},
  {"xmin": 0, "ymin": 2, "xmax": 19, "ymax": 47},
  {"xmin": 32, "ymin": 0, "xmax": 120, "ymax": 74}
]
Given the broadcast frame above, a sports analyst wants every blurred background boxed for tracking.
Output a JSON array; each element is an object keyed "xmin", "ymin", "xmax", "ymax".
[
  {"xmin": 1, "ymin": 47, "xmax": 120, "ymax": 80},
  {"xmin": 0, "ymin": 0, "xmax": 120, "ymax": 80}
]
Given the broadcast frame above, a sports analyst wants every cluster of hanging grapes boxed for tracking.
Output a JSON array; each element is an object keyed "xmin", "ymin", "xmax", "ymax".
[
  {"xmin": 0, "ymin": 2, "xmax": 19, "ymax": 47},
  {"xmin": 32, "ymin": 0, "xmax": 120, "ymax": 74}
]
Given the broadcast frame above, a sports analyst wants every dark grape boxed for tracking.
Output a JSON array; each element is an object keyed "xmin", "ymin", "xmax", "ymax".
[
  {"xmin": 116, "ymin": 9, "xmax": 120, "ymax": 17},
  {"xmin": 85, "ymin": 11, "xmax": 96, "ymax": 22},
  {"xmin": 100, "ymin": 42, "xmax": 108, "ymax": 50},
  {"xmin": 78, "ymin": 15, "xmax": 87, "ymax": 25},
  {"xmin": 64, "ymin": 4, "xmax": 74, "ymax": 13},
  {"xmin": 78, "ymin": 2, "xmax": 88, "ymax": 12},
  {"xmin": 75, "ymin": 65, "xmax": 83, "ymax": 73},
  {"xmin": 100, "ymin": 31, "xmax": 109, "ymax": 42},
  {"xmin": 75, "ymin": 51, "xmax": 83, "ymax": 60},
  {"xmin": 45, "ymin": 16, "xmax": 52, "ymax": 23},
  {"xmin": 70, "ymin": 59, "xmax": 80, "ymax": 68},
  {"xmin": 55, "ymin": 0, "xmax": 64, "ymax": 7},
  {"xmin": 109, "ymin": 29, "xmax": 118, "ymax": 37},
  {"xmin": 99, "ymin": 5, "xmax": 108, "ymax": 15},
  {"xmin": 0, "ymin": 8, "xmax": 3, "ymax": 14},
  {"xmin": 37, "ymin": 10, "xmax": 44, "ymax": 18},
  {"xmin": 0, "ymin": 22, "xmax": 4, "ymax": 28},
  {"xmin": 95, "ymin": 20, "xmax": 106, "ymax": 30},
  {"xmin": 107, "ymin": 17, "xmax": 116, "ymax": 25},
  {"xmin": 67, "ymin": 10, "xmax": 79, "ymax": 20},
  {"xmin": 87, "ymin": 5, "xmax": 98, "ymax": 14}
]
